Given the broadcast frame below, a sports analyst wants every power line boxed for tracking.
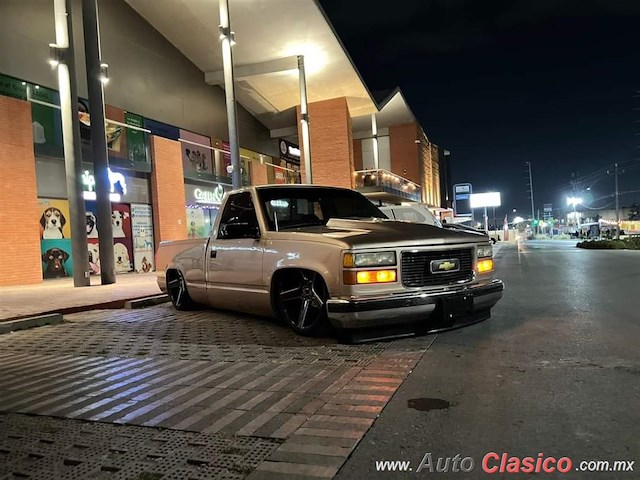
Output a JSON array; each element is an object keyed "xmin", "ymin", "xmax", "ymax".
[{"xmin": 551, "ymin": 160, "xmax": 640, "ymax": 196}]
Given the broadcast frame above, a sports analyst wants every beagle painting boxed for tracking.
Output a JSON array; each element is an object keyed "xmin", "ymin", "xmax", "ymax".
[
  {"xmin": 40, "ymin": 207, "xmax": 66, "ymax": 239},
  {"xmin": 42, "ymin": 247, "xmax": 69, "ymax": 279}
]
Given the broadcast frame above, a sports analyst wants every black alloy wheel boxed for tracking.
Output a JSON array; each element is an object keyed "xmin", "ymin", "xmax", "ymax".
[
  {"xmin": 167, "ymin": 271, "xmax": 195, "ymax": 310},
  {"xmin": 276, "ymin": 269, "xmax": 329, "ymax": 335}
]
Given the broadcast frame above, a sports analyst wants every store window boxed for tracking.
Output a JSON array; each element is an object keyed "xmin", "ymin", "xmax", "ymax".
[{"xmin": 184, "ymin": 181, "xmax": 231, "ymax": 238}]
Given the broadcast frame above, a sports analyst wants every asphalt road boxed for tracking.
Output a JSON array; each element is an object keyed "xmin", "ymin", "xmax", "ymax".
[{"xmin": 336, "ymin": 240, "xmax": 640, "ymax": 479}]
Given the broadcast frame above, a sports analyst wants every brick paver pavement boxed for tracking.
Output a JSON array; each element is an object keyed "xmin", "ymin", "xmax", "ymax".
[
  {"xmin": 0, "ymin": 304, "xmax": 432, "ymax": 479},
  {"xmin": 0, "ymin": 273, "xmax": 162, "ymax": 321}
]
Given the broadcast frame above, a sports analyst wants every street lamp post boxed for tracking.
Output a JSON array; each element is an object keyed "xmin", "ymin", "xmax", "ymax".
[{"xmin": 567, "ymin": 197, "xmax": 582, "ymax": 235}]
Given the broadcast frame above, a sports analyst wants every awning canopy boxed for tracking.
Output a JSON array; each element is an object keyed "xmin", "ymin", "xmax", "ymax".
[{"xmin": 125, "ymin": 0, "xmax": 378, "ymax": 132}]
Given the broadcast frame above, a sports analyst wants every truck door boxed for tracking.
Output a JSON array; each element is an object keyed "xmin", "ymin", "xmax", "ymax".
[{"xmin": 206, "ymin": 191, "xmax": 265, "ymax": 310}]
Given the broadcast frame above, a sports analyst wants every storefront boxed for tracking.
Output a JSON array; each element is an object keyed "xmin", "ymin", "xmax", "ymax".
[
  {"xmin": 275, "ymin": 138, "xmax": 302, "ymax": 183},
  {"xmin": 36, "ymin": 156, "xmax": 155, "ymax": 278},
  {"xmin": 184, "ymin": 180, "xmax": 232, "ymax": 237}
]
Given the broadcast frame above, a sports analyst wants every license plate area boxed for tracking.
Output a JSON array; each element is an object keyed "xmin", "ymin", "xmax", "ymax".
[{"xmin": 440, "ymin": 294, "xmax": 473, "ymax": 318}]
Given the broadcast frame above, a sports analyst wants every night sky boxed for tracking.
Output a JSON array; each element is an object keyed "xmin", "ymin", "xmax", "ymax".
[{"xmin": 318, "ymin": 0, "xmax": 640, "ymax": 220}]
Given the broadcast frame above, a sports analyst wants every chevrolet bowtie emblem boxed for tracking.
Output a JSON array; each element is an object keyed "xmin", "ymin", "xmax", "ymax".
[{"xmin": 439, "ymin": 261, "xmax": 457, "ymax": 271}]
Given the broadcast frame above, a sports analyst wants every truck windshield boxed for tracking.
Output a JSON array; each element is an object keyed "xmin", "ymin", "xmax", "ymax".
[{"xmin": 257, "ymin": 187, "xmax": 386, "ymax": 231}]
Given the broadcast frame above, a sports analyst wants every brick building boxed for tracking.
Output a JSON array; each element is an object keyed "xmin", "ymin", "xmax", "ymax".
[{"xmin": 0, "ymin": 0, "xmax": 449, "ymax": 286}]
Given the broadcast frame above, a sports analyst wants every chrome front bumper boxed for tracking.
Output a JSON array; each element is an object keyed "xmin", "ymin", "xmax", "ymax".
[{"xmin": 326, "ymin": 279, "xmax": 504, "ymax": 329}]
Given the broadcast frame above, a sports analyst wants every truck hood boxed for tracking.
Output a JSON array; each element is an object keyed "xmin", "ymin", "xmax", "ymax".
[{"xmin": 289, "ymin": 218, "xmax": 487, "ymax": 249}]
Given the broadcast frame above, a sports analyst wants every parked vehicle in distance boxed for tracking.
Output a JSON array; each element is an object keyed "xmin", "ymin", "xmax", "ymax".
[
  {"xmin": 156, "ymin": 185, "xmax": 504, "ymax": 341},
  {"xmin": 380, "ymin": 203, "xmax": 496, "ymax": 243},
  {"xmin": 379, "ymin": 203, "xmax": 441, "ymax": 227},
  {"xmin": 441, "ymin": 222, "xmax": 497, "ymax": 244}
]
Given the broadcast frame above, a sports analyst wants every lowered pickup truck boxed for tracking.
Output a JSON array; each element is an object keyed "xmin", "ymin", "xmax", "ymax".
[{"xmin": 156, "ymin": 185, "xmax": 504, "ymax": 339}]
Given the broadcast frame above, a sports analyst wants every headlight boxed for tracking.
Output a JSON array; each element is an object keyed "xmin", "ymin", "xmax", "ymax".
[
  {"xmin": 477, "ymin": 259, "xmax": 494, "ymax": 273},
  {"xmin": 477, "ymin": 244, "xmax": 493, "ymax": 258},
  {"xmin": 343, "ymin": 251, "xmax": 396, "ymax": 268}
]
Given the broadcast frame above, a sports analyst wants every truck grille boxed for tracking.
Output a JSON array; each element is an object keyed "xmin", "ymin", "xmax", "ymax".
[{"xmin": 401, "ymin": 248, "xmax": 473, "ymax": 287}]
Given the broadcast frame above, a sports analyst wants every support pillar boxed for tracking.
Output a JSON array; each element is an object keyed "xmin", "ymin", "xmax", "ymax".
[
  {"xmin": 371, "ymin": 113, "xmax": 379, "ymax": 170},
  {"xmin": 298, "ymin": 55, "xmax": 312, "ymax": 183},
  {"xmin": 82, "ymin": 0, "xmax": 115, "ymax": 284},
  {"xmin": 218, "ymin": 0, "xmax": 241, "ymax": 189},
  {"xmin": 54, "ymin": 0, "xmax": 90, "ymax": 286}
]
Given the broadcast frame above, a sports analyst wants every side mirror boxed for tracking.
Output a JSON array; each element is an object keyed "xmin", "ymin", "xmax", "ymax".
[{"xmin": 220, "ymin": 222, "xmax": 261, "ymax": 240}]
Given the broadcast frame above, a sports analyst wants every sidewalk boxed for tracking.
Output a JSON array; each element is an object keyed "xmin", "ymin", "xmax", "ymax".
[{"xmin": 0, "ymin": 273, "xmax": 163, "ymax": 321}]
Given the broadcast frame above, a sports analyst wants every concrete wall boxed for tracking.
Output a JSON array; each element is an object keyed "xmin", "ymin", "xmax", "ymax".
[{"xmin": 0, "ymin": 0, "xmax": 277, "ymax": 157}]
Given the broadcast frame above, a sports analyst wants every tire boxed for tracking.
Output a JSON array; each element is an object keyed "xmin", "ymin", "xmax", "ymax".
[
  {"xmin": 167, "ymin": 270, "xmax": 196, "ymax": 310},
  {"xmin": 275, "ymin": 269, "xmax": 329, "ymax": 335}
]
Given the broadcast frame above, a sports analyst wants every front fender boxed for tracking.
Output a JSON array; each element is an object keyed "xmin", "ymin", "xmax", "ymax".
[{"xmin": 264, "ymin": 239, "xmax": 341, "ymax": 297}]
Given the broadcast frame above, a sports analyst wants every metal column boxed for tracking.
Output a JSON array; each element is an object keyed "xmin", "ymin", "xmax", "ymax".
[
  {"xmin": 371, "ymin": 113, "xmax": 379, "ymax": 170},
  {"xmin": 298, "ymin": 55, "xmax": 312, "ymax": 184},
  {"xmin": 219, "ymin": 0, "xmax": 241, "ymax": 189},
  {"xmin": 82, "ymin": 0, "xmax": 115, "ymax": 284},
  {"xmin": 484, "ymin": 206, "xmax": 489, "ymax": 233},
  {"xmin": 54, "ymin": 0, "xmax": 90, "ymax": 287}
]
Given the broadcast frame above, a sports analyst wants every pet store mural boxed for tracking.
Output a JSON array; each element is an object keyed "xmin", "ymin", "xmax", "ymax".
[
  {"xmin": 38, "ymin": 199, "xmax": 73, "ymax": 279},
  {"xmin": 131, "ymin": 203, "xmax": 154, "ymax": 273}
]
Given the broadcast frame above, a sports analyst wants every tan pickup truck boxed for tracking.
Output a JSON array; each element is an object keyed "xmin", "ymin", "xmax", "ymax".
[{"xmin": 156, "ymin": 185, "xmax": 504, "ymax": 340}]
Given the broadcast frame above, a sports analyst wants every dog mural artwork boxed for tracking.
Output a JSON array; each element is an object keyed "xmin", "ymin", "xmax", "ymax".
[
  {"xmin": 42, "ymin": 247, "xmax": 69, "ymax": 279},
  {"xmin": 114, "ymin": 242, "xmax": 132, "ymax": 273},
  {"xmin": 140, "ymin": 256, "xmax": 153, "ymax": 273},
  {"xmin": 87, "ymin": 242, "xmax": 100, "ymax": 275},
  {"xmin": 111, "ymin": 210, "xmax": 129, "ymax": 238},
  {"xmin": 86, "ymin": 212, "xmax": 98, "ymax": 238},
  {"xmin": 40, "ymin": 207, "xmax": 66, "ymax": 239}
]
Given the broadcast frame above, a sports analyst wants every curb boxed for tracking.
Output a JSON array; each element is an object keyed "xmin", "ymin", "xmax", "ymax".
[
  {"xmin": 124, "ymin": 294, "xmax": 170, "ymax": 309},
  {"xmin": 0, "ymin": 294, "xmax": 169, "ymax": 323},
  {"xmin": 0, "ymin": 313, "xmax": 64, "ymax": 335}
]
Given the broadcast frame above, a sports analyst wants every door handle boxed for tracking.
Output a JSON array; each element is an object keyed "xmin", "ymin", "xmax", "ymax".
[{"xmin": 210, "ymin": 249, "xmax": 217, "ymax": 258}]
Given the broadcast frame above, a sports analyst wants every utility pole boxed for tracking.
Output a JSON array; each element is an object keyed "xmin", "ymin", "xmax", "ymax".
[
  {"xmin": 614, "ymin": 162, "xmax": 620, "ymax": 239},
  {"xmin": 607, "ymin": 162, "xmax": 624, "ymax": 239},
  {"xmin": 525, "ymin": 161, "xmax": 536, "ymax": 234}
]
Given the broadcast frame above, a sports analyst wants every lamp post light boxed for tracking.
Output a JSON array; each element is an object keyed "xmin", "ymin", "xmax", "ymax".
[{"xmin": 567, "ymin": 196, "xmax": 582, "ymax": 232}]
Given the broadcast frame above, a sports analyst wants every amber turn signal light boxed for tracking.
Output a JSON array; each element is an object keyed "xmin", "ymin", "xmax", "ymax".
[
  {"xmin": 344, "ymin": 269, "xmax": 397, "ymax": 285},
  {"xmin": 477, "ymin": 259, "xmax": 494, "ymax": 273}
]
